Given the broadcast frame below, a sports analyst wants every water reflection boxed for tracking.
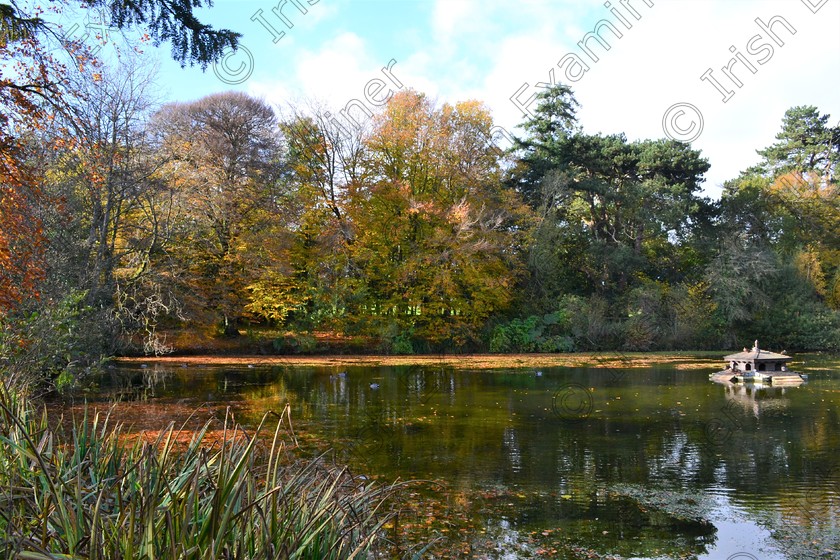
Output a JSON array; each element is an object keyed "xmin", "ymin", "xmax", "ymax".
[
  {"xmin": 98, "ymin": 365, "xmax": 174, "ymax": 401},
  {"xmin": 67, "ymin": 358, "xmax": 840, "ymax": 559}
]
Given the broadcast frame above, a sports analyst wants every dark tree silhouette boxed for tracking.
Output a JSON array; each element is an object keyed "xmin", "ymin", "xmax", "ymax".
[{"xmin": 1, "ymin": 0, "xmax": 239, "ymax": 67}]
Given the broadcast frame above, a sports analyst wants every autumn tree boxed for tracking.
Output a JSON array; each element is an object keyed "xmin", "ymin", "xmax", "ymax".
[
  {"xmin": 38, "ymin": 58, "xmax": 197, "ymax": 356},
  {"xmin": 152, "ymin": 92, "xmax": 287, "ymax": 336},
  {"xmin": 261, "ymin": 105, "xmax": 369, "ymax": 330},
  {"xmin": 46, "ymin": 60, "xmax": 159, "ymax": 297},
  {"xmin": 0, "ymin": 2, "xmax": 58, "ymax": 315},
  {"xmin": 350, "ymin": 91, "xmax": 530, "ymax": 347},
  {"xmin": 0, "ymin": 124, "xmax": 43, "ymax": 313},
  {"xmin": 1, "ymin": 0, "xmax": 240, "ymax": 317}
]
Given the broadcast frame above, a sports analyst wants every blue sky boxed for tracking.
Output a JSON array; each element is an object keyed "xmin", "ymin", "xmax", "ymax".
[{"xmin": 66, "ymin": 0, "xmax": 840, "ymax": 197}]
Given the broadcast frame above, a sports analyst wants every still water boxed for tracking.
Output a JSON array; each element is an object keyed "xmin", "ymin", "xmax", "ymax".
[{"xmin": 76, "ymin": 356, "xmax": 840, "ymax": 559}]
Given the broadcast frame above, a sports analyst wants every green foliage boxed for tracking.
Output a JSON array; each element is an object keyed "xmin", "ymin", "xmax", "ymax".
[
  {"xmin": 506, "ymin": 93, "xmax": 838, "ymax": 353},
  {"xmin": 390, "ymin": 330, "xmax": 415, "ymax": 355},
  {"xmin": 489, "ymin": 305, "xmax": 576, "ymax": 353},
  {"xmin": 0, "ymin": 2, "xmax": 40, "ymax": 47},
  {"xmin": 272, "ymin": 332, "xmax": 318, "ymax": 354},
  {"xmin": 490, "ymin": 316, "xmax": 540, "ymax": 353},
  {"xmin": 510, "ymin": 84, "xmax": 580, "ymax": 207},
  {"xmin": 0, "ymin": 290, "xmax": 111, "ymax": 389},
  {"xmin": 513, "ymin": 88, "xmax": 713, "ymax": 311},
  {"xmin": 0, "ymin": 386, "xmax": 398, "ymax": 559},
  {"xmin": 92, "ymin": 0, "xmax": 241, "ymax": 68},
  {"xmin": 746, "ymin": 263, "xmax": 840, "ymax": 352},
  {"xmin": 755, "ymin": 105, "xmax": 839, "ymax": 178},
  {"xmin": 374, "ymin": 321, "xmax": 416, "ymax": 355},
  {"xmin": 2, "ymin": 1, "xmax": 239, "ymax": 67},
  {"xmin": 621, "ymin": 313, "xmax": 660, "ymax": 352},
  {"xmin": 668, "ymin": 281, "xmax": 723, "ymax": 350}
]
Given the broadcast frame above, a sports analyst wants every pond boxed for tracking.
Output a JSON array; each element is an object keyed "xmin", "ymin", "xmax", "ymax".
[{"xmin": 62, "ymin": 355, "xmax": 840, "ymax": 559}]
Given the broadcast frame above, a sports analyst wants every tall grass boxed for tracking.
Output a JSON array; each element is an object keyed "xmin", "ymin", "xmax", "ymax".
[{"xmin": 0, "ymin": 386, "xmax": 399, "ymax": 559}]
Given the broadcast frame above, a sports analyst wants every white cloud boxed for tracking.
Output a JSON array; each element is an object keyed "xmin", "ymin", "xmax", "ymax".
[
  {"xmin": 431, "ymin": 0, "xmax": 480, "ymax": 41},
  {"xmin": 444, "ymin": 0, "xmax": 840, "ymax": 196},
  {"xmin": 240, "ymin": 0, "xmax": 839, "ymax": 197},
  {"xmin": 249, "ymin": 31, "xmax": 381, "ymax": 111}
]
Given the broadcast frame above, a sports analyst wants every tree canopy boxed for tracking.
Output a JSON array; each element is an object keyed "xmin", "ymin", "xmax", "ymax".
[{"xmin": 2, "ymin": 57, "xmax": 839, "ymax": 363}]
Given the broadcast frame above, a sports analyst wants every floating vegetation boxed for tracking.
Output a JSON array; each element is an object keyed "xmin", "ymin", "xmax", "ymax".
[
  {"xmin": 752, "ymin": 509, "xmax": 840, "ymax": 560},
  {"xmin": 608, "ymin": 484, "xmax": 716, "ymax": 529}
]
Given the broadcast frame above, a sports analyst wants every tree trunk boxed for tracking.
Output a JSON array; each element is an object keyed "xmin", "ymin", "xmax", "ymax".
[{"xmin": 222, "ymin": 315, "xmax": 240, "ymax": 337}]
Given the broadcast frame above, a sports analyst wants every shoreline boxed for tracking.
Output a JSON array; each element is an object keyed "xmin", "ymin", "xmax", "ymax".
[{"xmin": 114, "ymin": 351, "xmax": 723, "ymax": 370}]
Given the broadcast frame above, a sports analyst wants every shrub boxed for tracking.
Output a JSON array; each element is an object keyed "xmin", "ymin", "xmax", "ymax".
[
  {"xmin": 537, "ymin": 335, "xmax": 576, "ymax": 353},
  {"xmin": 489, "ymin": 316, "xmax": 539, "ymax": 353},
  {"xmin": 377, "ymin": 322, "xmax": 416, "ymax": 355},
  {"xmin": 489, "ymin": 310, "xmax": 577, "ymax": 353},
  {"xmin": 272, "ymin": 332, "xmax": 318, "ymax": 354},
  {"xmin": 0, "ymin": 290, "xmax": 110, "ymax": 390},
  {"xmin": 391, "ymin": 331, "xmax": 415, "ymax": 355}
]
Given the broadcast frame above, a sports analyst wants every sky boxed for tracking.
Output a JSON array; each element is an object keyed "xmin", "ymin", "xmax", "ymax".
[{"xmin": 66, "ymin": 0, "xmax": 840, "ymax": 198}]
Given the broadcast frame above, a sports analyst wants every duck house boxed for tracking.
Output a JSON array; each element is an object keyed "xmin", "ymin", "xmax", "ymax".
[
  {"xmin": 710, "ymin": 341, "xmax": 807, "ymax": 385},
  {"xmin": 725, "ymin": 340, "xmax": 790, "ymax": 373}
]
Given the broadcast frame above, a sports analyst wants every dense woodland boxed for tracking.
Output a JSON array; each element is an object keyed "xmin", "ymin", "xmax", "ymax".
[{"xmin": 2, "ymin": 1, "xmax": 839, "ymax": 383}]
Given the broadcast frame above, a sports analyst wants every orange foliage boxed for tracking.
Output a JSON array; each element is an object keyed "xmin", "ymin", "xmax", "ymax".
[
  {"xmin": 0, "ymin": 11, "xmax": 83, "ymax": 313},
  {"xmin": 0, "ymin": 117, "xmax": 45, "ymax": 313},
  {"xmin": 1, "ymin": 2, "xmax": 240, "ymax": 324}
]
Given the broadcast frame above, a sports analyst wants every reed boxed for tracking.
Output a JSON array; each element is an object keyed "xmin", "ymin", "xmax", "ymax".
[{"xmin": 0, "ymin": 386, "xmax": 399, "ymax": 559}]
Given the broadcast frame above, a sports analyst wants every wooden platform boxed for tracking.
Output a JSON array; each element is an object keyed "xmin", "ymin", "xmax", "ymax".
[{"xmin": 710, "ymin": 369, "xmax": 807, "ymax": 386}]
